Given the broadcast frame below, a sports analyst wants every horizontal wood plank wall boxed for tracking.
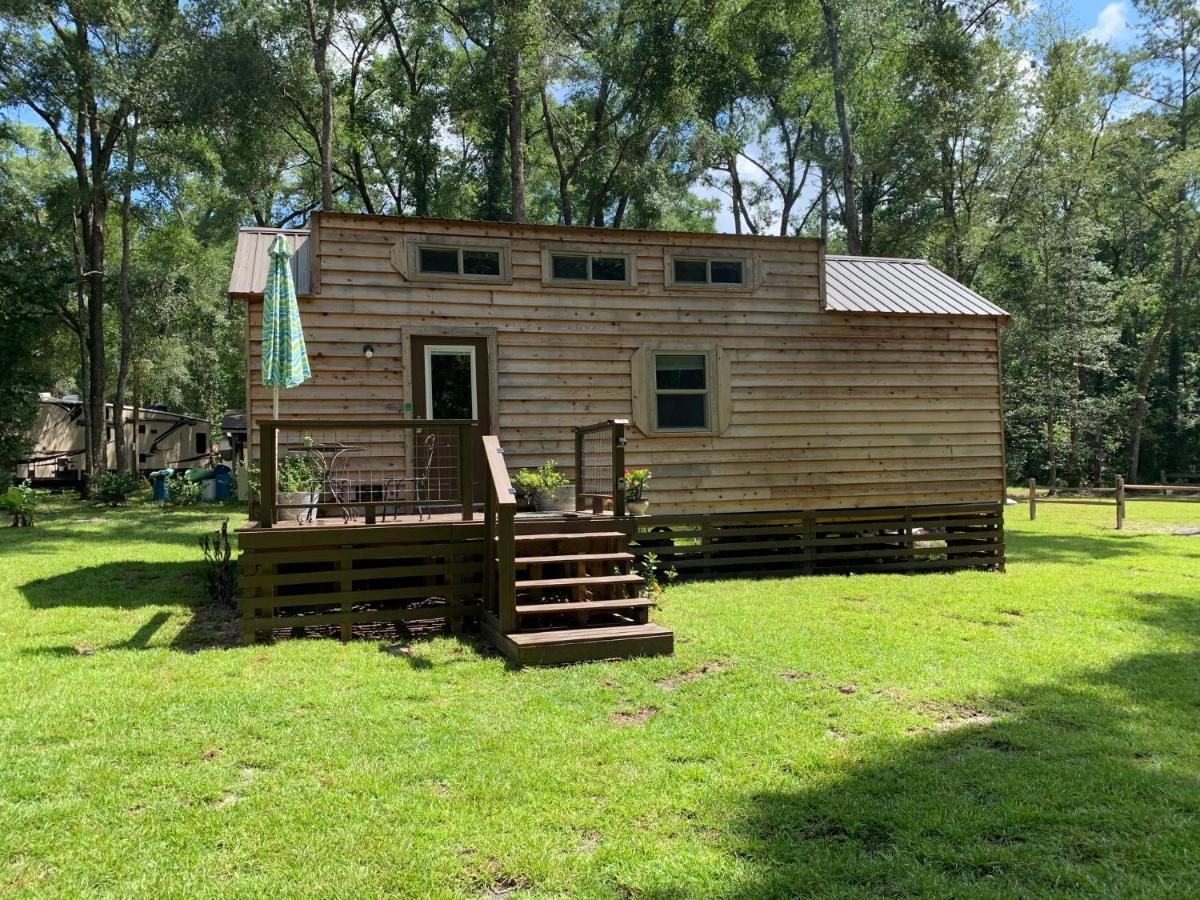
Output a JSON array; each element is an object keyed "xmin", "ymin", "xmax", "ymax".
[
  {"xmin": 626, "ymin": 503, "xmax": 1005, "ymax": 576},
  {"xmin": 238, "ymin": 520, "xmax": 486, "ymax": 639},
  {"xmin": 244, "ymin": 213, "xmax": 1005, "ymax": 514}
]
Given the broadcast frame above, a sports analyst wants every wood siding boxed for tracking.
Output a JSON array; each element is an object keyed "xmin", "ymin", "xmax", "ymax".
[{"xmin": 244, "ymin": 213, "xmax": 1005, "ymax": 515}]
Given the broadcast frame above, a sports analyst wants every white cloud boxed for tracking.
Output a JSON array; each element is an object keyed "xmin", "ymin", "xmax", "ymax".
[{"xmin": 1087, "ymin": 2, "xmax": 1131, "ymax": 45}]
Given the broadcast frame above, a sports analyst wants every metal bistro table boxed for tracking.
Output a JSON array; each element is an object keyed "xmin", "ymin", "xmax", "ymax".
[{"xmin": 283, "ymin": 441, "xmax": 366, "ymax": 523}]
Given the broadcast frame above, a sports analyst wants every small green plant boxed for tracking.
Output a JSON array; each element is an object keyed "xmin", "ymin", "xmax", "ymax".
[
  {"xmin": 167, "ymin": 473, "xmax": 203, "ymax": 507},
  {"xmin": 623, "ymin": 467, "xmax": 652, "ymax": 502},
  {"xmin": 90, "ymin": 472, "xmax": 142, "ymax": 506},
  {"xmin": 277, "ymin": 454, "xmax": 321, "ymax": 493},
  {"xmin": 634, "ymin": 551, "xmax": 677, "ymax": 598},
  {"xmin": 512, "ymin": 459, "xmax": 568, "ymax": 504},
  {"xmin": 199, "ymin": 519, "xmax": 237, "ymax": 606},
  {"xmin": 0, "ymin": 479, "xmax": 42, "ymax": 527}
]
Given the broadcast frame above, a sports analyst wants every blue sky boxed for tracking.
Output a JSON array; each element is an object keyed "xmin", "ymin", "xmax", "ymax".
[{"xmin": 1066, "ymin": 0, "xmax": 1140, "ymax": 47}]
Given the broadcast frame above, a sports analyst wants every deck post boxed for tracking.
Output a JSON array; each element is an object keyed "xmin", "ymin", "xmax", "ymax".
[
  {"xmin": 574, "ymin": 428, "xmax": 585, "ymax": 512},
  {"xmin": 498, "ymin": 508, "xmax": 516, "ymax": 633},
  {"xmin": 1116, "ymin": 476, "xmax": 1125, "ymax": 530},
  {"xmin": 1028, "ymin": 478, "xmax": 1036, "ymax": 521},
  {"xmin": 459, "ymin": 424, "xmax": 475, "ymax": 521},
  {"xmin": 612, "ymin": 419, "xmax": 627, "ymax": 517},
  {"xmin": 258, "ymin": 420, "xmax": 277, "ymax": 528}
]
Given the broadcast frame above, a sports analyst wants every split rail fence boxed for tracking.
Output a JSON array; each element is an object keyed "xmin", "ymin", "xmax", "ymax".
[{"xmin": 1028, "ymin": 477, "xmax": 1200, "ymax": 529}]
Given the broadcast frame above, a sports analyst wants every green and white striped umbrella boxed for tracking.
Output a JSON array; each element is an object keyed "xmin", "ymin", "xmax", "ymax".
[{"xmin": 262, "ymin": 234, "xmax": 311, "ymax": 415}]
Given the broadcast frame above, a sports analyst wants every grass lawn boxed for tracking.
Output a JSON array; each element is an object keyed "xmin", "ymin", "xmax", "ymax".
[{"xmin": 2, "ymin": 497, "xmax": 1199, "ymax": 898}]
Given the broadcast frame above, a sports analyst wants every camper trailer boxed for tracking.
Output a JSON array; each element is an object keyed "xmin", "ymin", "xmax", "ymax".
[
  {"xmin": 230, "ymin": 214, "xmax": 1009, "ymax": 663},
  {"xmin": 15, "ymin": 397, "xmax": 212, "ymax": 486}
]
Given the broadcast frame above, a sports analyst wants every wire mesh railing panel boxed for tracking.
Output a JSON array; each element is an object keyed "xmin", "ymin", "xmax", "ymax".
[
  {"xmin": 579, "ymin": 426, "xmax": 614, "ymax": 497},
  {"xmin": 266, "ymin": 422, "xmax": 466, "ymax": 524}
]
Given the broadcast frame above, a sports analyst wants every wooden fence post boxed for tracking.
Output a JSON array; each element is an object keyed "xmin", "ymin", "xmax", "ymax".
[
  {"xmin": 1116, "ymin": 476, "xmax": 1125, "ymax": 530},
  {"xmin": 1028, "ymin": 478, "xmax": 1036, "ymax": 521},
  {"xmin": 574, "ymin": 428, "xmax": 584, "ymax": 512}
]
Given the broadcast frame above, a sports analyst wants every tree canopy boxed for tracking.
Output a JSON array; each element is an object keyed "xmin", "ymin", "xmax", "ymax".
[{"xmin": 0, "ymin": 0, "xmax": 1196, "ymax": 485}]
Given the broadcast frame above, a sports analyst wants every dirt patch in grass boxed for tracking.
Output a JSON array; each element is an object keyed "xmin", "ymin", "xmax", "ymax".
[
  {"xmin": 466, "ymin": 858, "xmax": 531, "ymax": 899},
  {"xmin": 656, "ymin": 660, "xmax": 728, "ymax": 690},
  {"xmin": 780, "ymin": 671, "xmax": 815, "ymax": 682},
  {"xmin": 611, "ymin": 706, "xmax": 658, "ymax": 726},
  {"xmin": 909, "ymin": 701, "xmax": 995, "ymax": 734}
]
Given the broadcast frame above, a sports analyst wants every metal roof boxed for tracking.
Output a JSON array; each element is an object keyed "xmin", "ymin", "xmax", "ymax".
[
  {"xmin": 825, "ymin": 255, "xmax": 1008, "ymax": 319},
  {"xmin": 228, "ymin": 228, "xmax": 311, "ymax": 296}
]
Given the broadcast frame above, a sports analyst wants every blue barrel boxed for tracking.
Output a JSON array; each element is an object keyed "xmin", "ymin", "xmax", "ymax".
[
  {"xmin": 213, "ymin": 465, "xmax": 233, "ymax": 500},
  {"xmin": 150, "ymin": 469, "xmax": 173, "ymax": 501}
]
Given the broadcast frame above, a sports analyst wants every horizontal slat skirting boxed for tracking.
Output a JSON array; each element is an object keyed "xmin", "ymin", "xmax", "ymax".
[{"xmin": 629, "ymin": 503, "xmax": 1004, "ymax": 577}]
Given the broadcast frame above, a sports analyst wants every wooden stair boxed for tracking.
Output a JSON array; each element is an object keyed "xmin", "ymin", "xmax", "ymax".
[{"xmin": 487, "ymin": 528, "xmax": 674, "ymax": 665}]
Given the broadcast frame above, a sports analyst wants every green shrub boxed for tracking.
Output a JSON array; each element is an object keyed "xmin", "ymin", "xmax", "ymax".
[
  {"xmin": 512, "ymin": 459, "xmax": 568, "ymax": 503},
  {"xmin": 91, "ymin": 472, "xmax": 142, "ymax": 506},
  {"xmin": 276, "ymin": 455, "xmax": 320, "ymax": 493},
  {"xmin": 0, "ymin": 480, "xmax": 42, "ymax": 527},
  {"xmin": 167, "ymin": 473, "xmax": 203, "ymax": 507}
]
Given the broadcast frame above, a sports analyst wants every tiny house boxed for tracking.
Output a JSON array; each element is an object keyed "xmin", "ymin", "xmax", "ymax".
[
  {"xmin": 231, "ymin": 214, "xmax": 1008, "ymax": 663},
  {"xmin": 15, "ymin": 398, "xmax": 211, "ymax": 485}
]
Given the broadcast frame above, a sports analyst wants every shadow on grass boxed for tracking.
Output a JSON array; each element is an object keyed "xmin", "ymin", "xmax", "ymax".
[
  {"xmin": 0, "ymin": 500, "xmax": 246, "ymax": 553},
  {"xmin": 710, "ymin": 594, "xmax": 1200, "ymax": 898},
  {"xmin": 20, "ymin": 560, "xmax": 243, "ymax": 652},
  {"xmin": 1005, "ymin": 526, "xmax": 1200, "ymax": 565}
]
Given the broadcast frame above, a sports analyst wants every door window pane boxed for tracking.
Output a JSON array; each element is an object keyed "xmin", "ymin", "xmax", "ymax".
[
  {"xmin": 673, "ymin": 258, "xmax": 708, "ymax": 283},
  {"xmin": 419, "ymin": 247, "xmax": 459, "ymax": 274},
  {"xmin": 655, "ymin": 355, "xmax": 706, "ymax": 390},
  {"xmin": 656, "ymin": 394, "xmax": 707, "ymax": 429},
  {"xmin": 551, "ymin": 254, "xmax": 588, "ymax": 280},
  {"xmin": 428, "ymin": 351, "xmax": 475, "ymax": 419},
  {"xmin": 591, "ymin": 256, "xmax": 627, "ymax": 281},
  {"xmin": 710, "ymin": 259, "xmax": 744, "ymax": 284},
  {"xmin": 462, "ymin": 249, "xmax": 501, "ymax": 276}
]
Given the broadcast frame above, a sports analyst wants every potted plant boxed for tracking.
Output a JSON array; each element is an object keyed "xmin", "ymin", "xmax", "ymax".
[
  {"xmin": 512, "ymin": 459, "xmax": 571, "ymax": 512},
  {"xmin": 276, "ymin": 454, "xmax": 321, "ymax": 523},
  {"xmin": 623, "ymin": 467, "xmax": 652, "ymax": 515}
]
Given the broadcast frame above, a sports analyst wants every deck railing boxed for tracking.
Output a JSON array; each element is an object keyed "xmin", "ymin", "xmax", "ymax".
[
  {"xmin": 481, "ymin": 434, "xmax": 517, "ymax": 632},
  {"xmin": 573, "ymin": 419, "xmax": 627, "ymax": 516},
  {"xmin": 256, "ymin": 418, "xmax": 477, "ymax": 528}
]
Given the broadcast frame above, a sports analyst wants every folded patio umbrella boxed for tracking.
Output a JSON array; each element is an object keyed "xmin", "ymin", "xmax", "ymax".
[{"xmin": 262, "ymin": 234, "xmax": 311, "ymax": 419}]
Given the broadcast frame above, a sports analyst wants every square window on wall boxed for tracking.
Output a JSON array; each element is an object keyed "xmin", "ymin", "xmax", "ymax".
[
  {"xmin": 418, "ymin": 247, "xmax": 459, "ymax": 274},
  {"xmin": 551, "ymin": 254, "xmax": 589, "ymax": 280},
  {"xmin": 631, "ymin": 345, "xmax": 725, "ymax": 436}
]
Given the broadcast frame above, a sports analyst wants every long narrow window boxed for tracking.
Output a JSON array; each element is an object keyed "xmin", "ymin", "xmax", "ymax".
[
  {"xmin": 417, "ymin": 245, "xmax": 502, "ymax": 278},
  {"xmin": 549, "ymin": 252, "xmax": 629, "ymax": 283},
  {"xmin": 672, "ymin": 256, "xmax": 745, "ymax": 286},
  {"xmin": 653, "ymin": 354, "xmax": 709, "ymax": 430}
]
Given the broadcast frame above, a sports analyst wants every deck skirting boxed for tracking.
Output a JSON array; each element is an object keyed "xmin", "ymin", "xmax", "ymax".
[
  {"xmin": 627, "ymin": 502, "xmax": 1005, "ymax": 578},
  {"xmin": 236, "ymin": 502, "xmax": 1004, "ymax": 644}
]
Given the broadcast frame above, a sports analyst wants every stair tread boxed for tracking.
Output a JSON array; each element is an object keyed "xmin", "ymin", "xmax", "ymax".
[
  {"xmin": 515, "ymin": 598, "xmax": 654, "ymax": 615},
  {"xmin": 516, "ymin": 552, "xmax": 634, "ymax": 565},
  {"xmin": 507, "ymin": 623, "xmax": 672, "ymax": 647},
  {"xmin": 516, "ymin": 573, "xmax": 643, "ymax": 589},
  {"xmin": 514, "ymin": 531, "xmax": 627, "ymax": 542}
]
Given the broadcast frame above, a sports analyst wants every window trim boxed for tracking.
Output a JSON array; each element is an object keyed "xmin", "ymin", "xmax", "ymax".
[
  {"xmin": 540, "ymin": 244, "xmax": 638, "ymax": 288},
  {"xmin": 663, "ymin": 250, "xmax": 753, "ymax": 291},
  {"xmin": 630, "ymin": 343, "xmax": 730, "ymax": 437},
  {"xmin": 651, "ymin": 352, "xmax": 711, "ymax": 432},
  {"xmin": 423, "ymin": 344, "xmax": 479, "ymax": 421},
  {"xmin": 392, "ymin": 235, "xmax": 512, "ymax": 284}
]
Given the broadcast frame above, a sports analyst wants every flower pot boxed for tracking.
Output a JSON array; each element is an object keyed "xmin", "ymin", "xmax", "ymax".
[
  {"xmin": 277, "ymin": 490, "xmax": 320, "ymax": 523},
  {"xmin": 627, "ymin": 499, "xmax": 650, "ymax": 516},
  {"xmin": 534, "ymin": 485, "xmax": 575, "ymax": 513}
]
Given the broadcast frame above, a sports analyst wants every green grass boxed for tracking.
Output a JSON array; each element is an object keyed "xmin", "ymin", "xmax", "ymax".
[{"xmin": 2, "ymin": 497, "xmax": 1199, "ymax": 898}]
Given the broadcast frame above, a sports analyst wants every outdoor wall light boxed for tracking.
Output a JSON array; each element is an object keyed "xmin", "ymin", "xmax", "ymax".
[{"xmin": 362, "ymin": 344, "xmax": 374, "ymax": 360}]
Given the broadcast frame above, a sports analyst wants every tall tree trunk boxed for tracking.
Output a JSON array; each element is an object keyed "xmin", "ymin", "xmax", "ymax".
[
  {"xmin": 130, "ymin": 362, "xmax": 141, "ymax": 477},
  {"xmin": 820, "ymin": 0, "xmax": 861, "ymax": 254},
  {"xmin": 1128, "ymin": 308, "xmax": 1174, "ymax": 481},
  {"xmin": 306, "ymin": 0, "xmax": 336, "ymax": 210},
  {"xmin": 114, "ymin": 118, "xmax": 137, "ymax": 477},
  {"xmin": 507, "ymin": 58, "xmax": 526, "ymax": 223}
]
